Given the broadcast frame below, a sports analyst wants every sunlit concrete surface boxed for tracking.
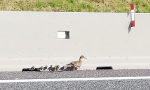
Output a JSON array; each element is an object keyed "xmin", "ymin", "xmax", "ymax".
[{"xmin": 0, "ymin": 12, "xmax": 150, "ymax": 71}]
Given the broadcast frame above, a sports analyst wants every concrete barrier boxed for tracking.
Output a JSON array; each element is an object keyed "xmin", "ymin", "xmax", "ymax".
[{"xmin": 0, "ymin": 12, "xmax": 150, "ymax": 71}]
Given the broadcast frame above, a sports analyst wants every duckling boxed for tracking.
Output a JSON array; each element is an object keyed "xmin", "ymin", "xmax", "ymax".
[
  {"xmin": 48, "ymin": 65, "xmax": 60, "ymax": 72},
  {"xmin": 43, "ymin": 65, "xmax": 48, "ymax": 71}
]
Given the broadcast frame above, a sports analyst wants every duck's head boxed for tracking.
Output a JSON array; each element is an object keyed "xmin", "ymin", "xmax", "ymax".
[{"xmin": 80, "ymin": 55, "xmax": 87, "ymax": 60}]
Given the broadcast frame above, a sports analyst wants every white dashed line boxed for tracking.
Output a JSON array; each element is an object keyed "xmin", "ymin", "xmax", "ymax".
[{"xmin": 0, "ymin": 76, "xmax": 150, "ymax": 83}]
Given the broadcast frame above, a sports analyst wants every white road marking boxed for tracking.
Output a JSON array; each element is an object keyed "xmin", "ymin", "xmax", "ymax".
[{"xmin": 0, "ymin": 76, "xmax": 150, "ymax": 83}]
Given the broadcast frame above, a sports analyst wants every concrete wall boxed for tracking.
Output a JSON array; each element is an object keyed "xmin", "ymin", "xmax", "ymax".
[{"xmin": 0, "ymin": 11, "xmax": 150, "ymax": 71}]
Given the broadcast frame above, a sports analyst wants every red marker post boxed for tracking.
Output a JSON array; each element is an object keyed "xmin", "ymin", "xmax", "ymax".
[{"xmin": 130, "ymin": 3, "xmax": 135, "ymax": 29}]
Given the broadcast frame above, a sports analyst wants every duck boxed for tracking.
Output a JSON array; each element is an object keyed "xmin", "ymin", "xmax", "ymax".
[{"xmin": 67, "ymin": 55, "xmax": 87, "ymax": 70}]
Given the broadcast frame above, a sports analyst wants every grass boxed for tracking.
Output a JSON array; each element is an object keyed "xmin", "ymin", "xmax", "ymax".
[{"xmin": 0, "ymin": 0, "xmax": 150, "ymax": 12}]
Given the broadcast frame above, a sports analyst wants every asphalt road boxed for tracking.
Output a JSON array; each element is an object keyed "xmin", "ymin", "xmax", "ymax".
[
  {"xmin": 1, "ymin": 80, "xmax": 150, "ymax": 90},
  {"xmin": 0, "ymin": 70, "xmax": 150, "ymax": 90}
]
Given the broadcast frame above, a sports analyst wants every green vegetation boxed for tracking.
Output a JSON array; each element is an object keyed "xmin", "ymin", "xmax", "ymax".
[{"xmin": 0, "ymin": 0, "xmax": 150, "ymax": 12}]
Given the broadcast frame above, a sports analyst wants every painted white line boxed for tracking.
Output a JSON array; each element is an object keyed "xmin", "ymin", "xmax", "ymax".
[{"xmin": 0, "ymin": 76, "xmax": 150, "ymax": 83}]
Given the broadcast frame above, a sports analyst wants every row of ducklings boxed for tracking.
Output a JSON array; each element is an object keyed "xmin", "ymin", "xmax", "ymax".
[
  {"xmin": 22, "ymin": 55, "xmax": 87, "ymax": 72},
  {"xmin": 22, "ymin": 64, "xmax": 79, "ymax": 72},
  {"xmin": 22, "ymin": 65, "xmax": 60, "ymax": 72}
]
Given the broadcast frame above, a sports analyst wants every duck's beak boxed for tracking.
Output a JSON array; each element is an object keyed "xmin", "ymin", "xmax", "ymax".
[{"xmin": 84, "ymin": 57, "xmax": 87, "ymax": 59}]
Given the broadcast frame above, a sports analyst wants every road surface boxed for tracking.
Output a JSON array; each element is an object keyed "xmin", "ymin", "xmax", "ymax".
[{"xmin": 0, "ymin": 70, "xmax": 150, "ymax": 90}]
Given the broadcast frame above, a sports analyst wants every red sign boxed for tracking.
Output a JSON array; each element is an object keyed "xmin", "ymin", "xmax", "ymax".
[
  {"xmin": 130, "ymin": 21, "xmax": 135, "ymax": 27},
  {"xmin": 130, "ymin": 3, "xmax": 134, "ymax": 10}
]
